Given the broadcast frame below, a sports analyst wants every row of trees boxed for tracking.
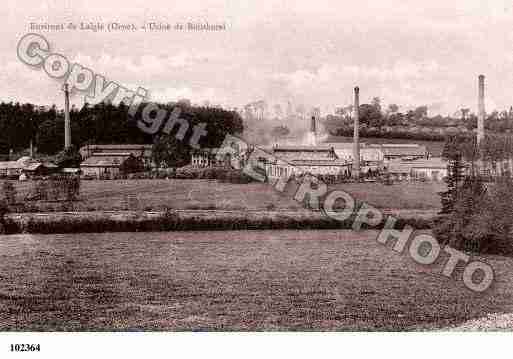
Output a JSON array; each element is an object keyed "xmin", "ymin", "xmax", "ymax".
[
  {"xmin": 328, "ymin": 97, "xmax": 513, "ymax": 140},
  {"xmin": 0, "ymin": 101, "xmax": 244, "ymax": 157}
]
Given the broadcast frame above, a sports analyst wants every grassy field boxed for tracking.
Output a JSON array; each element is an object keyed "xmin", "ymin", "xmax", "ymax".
[
  {"xmin": 332, "ymin": 182, "xmax": 444, "ymax": 210},
  {"xmin": 0, "ymin": 230, "xmax": 510, "ymax": 331},
  {"xmin": 10, "ymin": 179, "xmax": 444, "ymax": 212}
]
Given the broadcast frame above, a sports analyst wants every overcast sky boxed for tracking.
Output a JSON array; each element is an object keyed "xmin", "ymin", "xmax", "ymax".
[{"xmin": 2, "ymin": 0, "xmax": 513, "ymax": 115}]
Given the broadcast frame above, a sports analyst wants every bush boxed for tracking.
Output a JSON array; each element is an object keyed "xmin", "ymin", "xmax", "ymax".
[
  {"xmin": 2, "ymin": 181, "xmax": 16, "ymax": 205},
  {"xmin": 218, "ymin": 169, "xmax": 255, "ymax": 183},
  {"xmin": 0, "ymin": 199, "xmax": 8, "ymax": 221},
  {"xmin": 434, "ymin": 176, "xmax": 513, "ymax": 255},
  {"xmin": 64, "ymin": 176, "xmax": 80, "ymax": 201},
  {"xmin": 34, "ymin": 180, "xmax": 49, "ymax": 200},
  {"xmin": 174, "ymin": 167, "xmax": 199, "ymax": 179}
]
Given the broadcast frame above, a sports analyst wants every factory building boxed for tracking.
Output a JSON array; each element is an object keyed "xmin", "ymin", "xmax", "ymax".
[
  {"xmin": 80, "ymin": 144, "xmax": 153, "ymax": 169},
  {"xmin": 80, "ymin": 153, "xmax": 144, "ymax": 179},
  {"xmin": 191, "ymin": 148, "xmax": 233, "ymax": 168},
  {"xmin": 262, "ymin": 146, "xmax": 352, "ymax": 180},
  {"xmin": 373, "ymin": 144, "xmax": 428, "ymax": 161},
  {"xmin": 327, "ymin": 143, "xmax": 384, "ymax": 165},
  {"xmin": 385, "ymin": 158, "xmax": 448, "ymax": 181}
]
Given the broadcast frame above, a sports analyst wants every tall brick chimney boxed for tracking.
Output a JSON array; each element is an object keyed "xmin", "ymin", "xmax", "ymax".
[
  {"xmin": 64, "ymin": 83, "xmax": 71, "ymax": 150},
  {"xmin": 311, "ymin": 115, "xmax": 316, "ymax": 134},
  {"xmin": 353, "ymin": 87, "xmax": 360, "ymax": 178},
  {"xmin": 478, "ymin": 75, "xmax": 485, "ymax": 145}
]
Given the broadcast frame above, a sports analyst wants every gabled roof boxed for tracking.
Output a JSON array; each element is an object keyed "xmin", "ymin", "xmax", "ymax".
[
  {"xmin": 81, "ymin": 144, "xmax": 152, "ymax": 150},
  {"xmin": 24, "ymin": 163, "xmax": 44, "ymax": 171},
  {"xmin": 290, "ymin": 159, "xmax": 351, "ymax": 167},
  {"xmin": 80, "ymin": 144, "xmax": 152, "ymax": 158},
  {"xmin": 0, "ymin": 161, "xmax": 20, "ymax": 170},
  {"xmin": 81, "ymin": 154, "xmax": 134, "ymax": 167},
  {"xmin": 324, "ymin": 142, "xmax": 368, "ymax": 149},
  {"xmin": 0, "ymin": 157, "xmax": 44, "ymax": 171},
  {"xmin": 371, "ymin": 144, "xmax": 427, "ymax": 157},
  {"xmin": 407, "ymin": 158, "xmax": 447, "ymax": 169},
  {"xmin": 387, "ymin": 158, "xmax": 447, "ymax": 173},
  {"xmin": 273, "ymin": 146, "xmax": 334, "ymax": 152}
]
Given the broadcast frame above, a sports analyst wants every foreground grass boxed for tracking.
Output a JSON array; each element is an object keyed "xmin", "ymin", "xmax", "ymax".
[
  {"xmin": 0, "ymin": 230, "xmax": 509, "ymax": 331},
  {"xmin": 10, "ymin": 179, "xmax": 444, "ymax": 212}
]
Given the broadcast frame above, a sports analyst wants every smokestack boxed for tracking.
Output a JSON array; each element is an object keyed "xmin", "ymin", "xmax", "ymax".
[
  {"xmin": 311, "ymin": 116, "xmax": 316, "ymax": 134},
  {"xmin": 64, "ymin": 83, "xmax": 71, "ymax": 150},
  {"xmin": 478, "ymin": 75, "xmax": 485, "ymax": 145},
  {"xmin": 353, "ymin": 87, "xmax": 360, "ymax": 178}
]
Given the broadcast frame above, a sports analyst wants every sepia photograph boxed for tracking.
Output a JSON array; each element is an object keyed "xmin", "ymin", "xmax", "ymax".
[{"xmin": 1, "ymin": 0, "xmax": 513, "ymax": 357}]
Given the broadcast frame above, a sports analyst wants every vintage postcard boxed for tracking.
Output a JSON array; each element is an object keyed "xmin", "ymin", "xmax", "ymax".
[{"xmin": 1, "ymin": 0, "xmax": 512, "ymax": 357}]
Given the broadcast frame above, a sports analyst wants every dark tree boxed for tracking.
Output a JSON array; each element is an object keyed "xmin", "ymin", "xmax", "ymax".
[
  {"xmin": 439, "ymin": 136, "xmax": 467, "ymax": 215},
  {"xmin": 152, "ymin": 135, "xmax": 191, "ymax": 169}
]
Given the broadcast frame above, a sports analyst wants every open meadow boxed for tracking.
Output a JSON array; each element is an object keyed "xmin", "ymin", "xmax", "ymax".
[
  {"xmin": 10, "ymin": 179, "xmax": 445, "ymax": 212},
  {"xmin": 0, "ymin": 230, "xmax": 510, "ymax": 331}
]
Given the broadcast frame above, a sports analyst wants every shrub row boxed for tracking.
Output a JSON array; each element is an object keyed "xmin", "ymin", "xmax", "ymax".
[
  {"xmin": 1, "ymin": 210, "xmax": 433, "ymax": 235},
  {"xmin": 81, "ymin": 167, "xmax": 256, "ymax": 183}
]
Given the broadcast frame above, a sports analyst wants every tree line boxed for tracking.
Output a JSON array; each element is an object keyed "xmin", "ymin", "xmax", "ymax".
[
  {"xmin": 0, "ymin": 101, "xmax": 244, "ymax": 159},
  {"xmin": 326, "ymin": 97, "xmax": 513, "ymax": 141}
]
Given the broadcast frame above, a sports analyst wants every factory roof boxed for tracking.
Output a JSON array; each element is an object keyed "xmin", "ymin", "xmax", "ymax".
[
  {"xmin": 23, "ymin": 163, "xmax": 44, "ymax": 171},
  {"xmin": 324, "ymin": 142, "xmax": 425, "ymax": 155},
  {"xmin": 0, "ymin": 157, "xmax": 41, "ymax": 170},
  {"xmin": 387, "ymin": 158, "xmax": 447, "ymax": 173},
  {"xmin": 290, "ymin": 159, "xmax": 351, "ymax": 167},
  {"xmin": 80, "ymin": 154, "xmax": 134, "ymax": 167},
  {"xmin": 272, "ymin": 145, "xmax": 335, "ymax": 152},
  {"xmin": 406, "ymin": 158, "xmax": 447, "ymax": 168},
  {"xmin": 324, "ymin": 142, "xmax": 368, "ymax": 148},
  {"xmin": 370, "ymin": 144, "xmax": 427, "ymax": 157},
  {"xmin": 0, "ymin": 161, "xmax": 20, "ymax": 170},
  {"xmin": 80, "ymin": 144, "xmax": 152, "ymax": 158},
  {"xmin": 81, "ymin": 144, "xmax": 152, "ymax": 150},
  {"xmin": 271, "ymin": 146, "xmax": 338, "ymax": 163}
]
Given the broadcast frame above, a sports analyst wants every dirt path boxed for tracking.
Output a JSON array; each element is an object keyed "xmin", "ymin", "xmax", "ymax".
[{"xmin": 446, "ymin": 313, "xmax": 513, "ymax": 331}]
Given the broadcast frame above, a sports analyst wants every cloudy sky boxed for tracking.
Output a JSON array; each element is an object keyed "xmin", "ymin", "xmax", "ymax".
[{"xmin": 2, "ymin": 0, "xmax": 513, "ymax": 115}]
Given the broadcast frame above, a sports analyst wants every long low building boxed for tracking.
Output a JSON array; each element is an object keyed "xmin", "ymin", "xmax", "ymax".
[
  {"xmin": 324, "ymin": 142, "xmax": 427, "ymax": 163},
  {"xmin": 80, "ymin": 144, "xmax": 153, "ymax": 169},
  {"xmin": 262, "ymin": 146, "xmax": 353, "ymax": 179},
  {"xmin": 326, "ymin": 143, "xmax": 385, "ymax": 165},
  {"xmin": 0, "ymin": 157, "xmax": 58, "ymax": 179},
  {"xmin": 265, "ymin": 158, "xmax": 352, "ymax": 179},
  {"xmin": 385, "ymin": 158, "xmax": 448, "ymax": 181},
  {"xmin": 373, "ymin": 144, "xmax": 428, "ymax": 161},
  {"xmin": 80, "ymin": 153, "xmax": 144, "ymax": 178}
]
